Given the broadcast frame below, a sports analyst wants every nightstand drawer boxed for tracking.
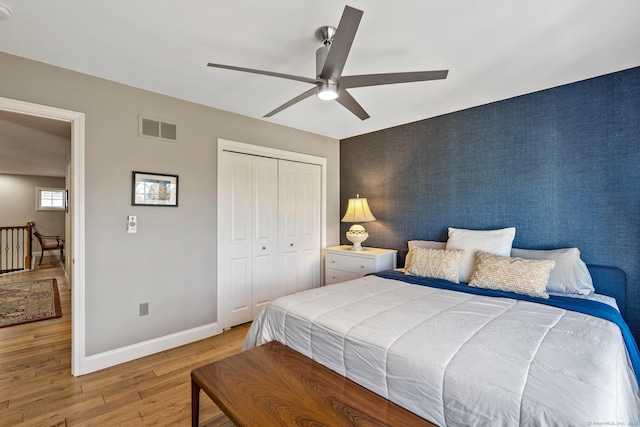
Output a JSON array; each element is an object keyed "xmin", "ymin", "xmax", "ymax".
[
  {"xmin": 325, "ymin": 268, "xmax": 363, "ymax": 285},
  {"xmin": 324, "ymin": 245, "xmax": 397, "ymax": 286},
  {"xmin": 326, "ymin": 252, "xmax": 375, "ymax": 274}
]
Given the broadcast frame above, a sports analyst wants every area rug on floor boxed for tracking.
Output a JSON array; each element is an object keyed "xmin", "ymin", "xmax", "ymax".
[{"xmin": 0, "ymin": 278, "xmax": 62, "ymax": 328}]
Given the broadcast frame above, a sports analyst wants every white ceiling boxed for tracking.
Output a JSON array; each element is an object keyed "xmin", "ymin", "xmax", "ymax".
[{"xmin": 0, "ymin": 0, "xmax": 639, "ymax": 140}]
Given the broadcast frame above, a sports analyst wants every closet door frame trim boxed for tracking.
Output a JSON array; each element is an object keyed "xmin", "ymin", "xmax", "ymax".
[{"xmin": 217, "ymin": 138, "xmax": 327, "ymax": 328}]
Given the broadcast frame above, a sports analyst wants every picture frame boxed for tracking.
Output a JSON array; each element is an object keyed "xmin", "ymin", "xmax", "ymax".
[{"xmin": 132, "ymin": 171, "xmax": 179, "ymax": 207}]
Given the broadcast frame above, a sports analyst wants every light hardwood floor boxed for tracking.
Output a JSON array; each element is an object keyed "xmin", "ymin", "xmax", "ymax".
[{"xmin": 0, "ymin": 256, "xmax": 247, "ymax": 426}]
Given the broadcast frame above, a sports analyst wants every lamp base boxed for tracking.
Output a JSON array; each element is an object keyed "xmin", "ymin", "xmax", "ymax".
[{"xmin": 345, "ymin": 224, "xmax": 369, "ymax": 251}]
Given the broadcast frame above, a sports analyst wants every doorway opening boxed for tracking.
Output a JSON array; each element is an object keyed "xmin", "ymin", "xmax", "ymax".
[{"xmin": 0, "ymin": 96, "xmax": 86, "ymax": 376}]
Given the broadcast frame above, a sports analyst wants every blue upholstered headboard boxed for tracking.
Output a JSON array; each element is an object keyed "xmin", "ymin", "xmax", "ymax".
[{"xmin": 588, "ymin": 264, "xmax": 627, "ymax": 319}]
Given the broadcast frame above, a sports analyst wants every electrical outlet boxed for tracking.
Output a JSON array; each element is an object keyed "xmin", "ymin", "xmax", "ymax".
[{"xmin": 139, "ymin": 302, "xmax": 149, "ymax": 316}]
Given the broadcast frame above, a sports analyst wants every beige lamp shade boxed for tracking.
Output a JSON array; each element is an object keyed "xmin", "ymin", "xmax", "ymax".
[
  {"xmin": 341, "ymin": 195, "xmax": 376, "ymax": 223},
  {"xmin": 341, "ymin": 195, "xmax": 375, "ymax": 250}
]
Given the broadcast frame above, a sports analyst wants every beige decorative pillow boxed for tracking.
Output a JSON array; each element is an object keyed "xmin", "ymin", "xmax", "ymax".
[
  {"xmin": 405, "ymin": 247, "xmax": 465, "ymax": 283},
  {"xmin": 406, "ymin": 240, "xmax": 447, "ymax": 268},
  {"xmin": 469, "ymin": 251, "xmax": 556, "ymax": 299}
]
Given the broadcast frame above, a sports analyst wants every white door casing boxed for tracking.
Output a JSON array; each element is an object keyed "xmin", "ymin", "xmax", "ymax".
[{"xmin": 0, "ymin": 97, "xmax": 86, "ymax": 376}]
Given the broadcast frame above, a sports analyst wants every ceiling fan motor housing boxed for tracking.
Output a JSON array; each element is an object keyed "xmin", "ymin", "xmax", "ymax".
[
  {"xmin": 316, "ymin": 45, "xmax": 331, "ymax": 79},
  {"xmin": 316, "ymin": 43, "xmax": 338, "ymax": 99}
]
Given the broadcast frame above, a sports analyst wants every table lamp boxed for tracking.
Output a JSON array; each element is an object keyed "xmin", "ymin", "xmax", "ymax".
[{"xmin": 341, "ymin": 194, "xmax": 376, "ymax": 250}]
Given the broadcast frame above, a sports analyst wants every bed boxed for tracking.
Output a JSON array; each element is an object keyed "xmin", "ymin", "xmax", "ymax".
[{"xmin": 244, "ymin": 232, "xmax": 640, "ymax": 426}]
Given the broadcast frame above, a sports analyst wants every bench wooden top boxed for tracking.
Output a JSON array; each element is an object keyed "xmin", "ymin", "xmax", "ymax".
[{"xmin": 191, "ymin": 340, "xmax": 435, "ymax": 426}]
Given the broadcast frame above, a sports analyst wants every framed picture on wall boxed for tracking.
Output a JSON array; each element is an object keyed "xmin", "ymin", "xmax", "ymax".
[{"xmin": 131, "ymin": 171, "xmax": 179, "ymax": 207}]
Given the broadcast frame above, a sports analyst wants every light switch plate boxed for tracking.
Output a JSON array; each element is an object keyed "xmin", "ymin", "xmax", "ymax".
[{"xmin": 127, "ymin": 215, "xmax": 137, "ymax": 233}]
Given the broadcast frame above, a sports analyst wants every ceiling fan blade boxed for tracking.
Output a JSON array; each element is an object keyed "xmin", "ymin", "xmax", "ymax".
[
  {"xmin": 341, "ymin": 70, "xmax": 449, "ymax": 89},
  {"xmin": 207, "ymin": 63, "xmax": 318, "ymax": 85},
  {"xmin": 264, "ymin": 87, "xmax": 317, "ymax": 118},
  {"xmin": 336, "ymin": 89, "xmax": 369, "ymax": 121},
  {"xmin": 319, "ymin": 6, "xmax": 363, "ymax": 82}
]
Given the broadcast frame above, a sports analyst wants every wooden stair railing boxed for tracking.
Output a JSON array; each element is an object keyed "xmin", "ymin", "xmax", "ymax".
[{"xmin": 0, "ymin": 223, "xmax": 32, "ymax": 274}]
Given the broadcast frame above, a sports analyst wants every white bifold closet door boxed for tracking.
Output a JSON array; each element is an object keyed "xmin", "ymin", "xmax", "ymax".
[
  {"xmin": 278, "ymin": 159, "xmax": 322, "ymax": 296},
  {"xmin": 220, "ymin": 151, "xmax": 321, "ymax": 329}
]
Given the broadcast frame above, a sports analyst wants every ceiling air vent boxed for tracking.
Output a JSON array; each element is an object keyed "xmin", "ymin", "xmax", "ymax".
[{"xmin": 138, "ymin": 115, "xmax": 178, "ymax": 142}]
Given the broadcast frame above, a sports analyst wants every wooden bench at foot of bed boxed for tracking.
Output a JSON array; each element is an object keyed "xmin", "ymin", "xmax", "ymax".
[{"xmin": 191, "ymin": 340, "xmax": 435, "ymax": 426}]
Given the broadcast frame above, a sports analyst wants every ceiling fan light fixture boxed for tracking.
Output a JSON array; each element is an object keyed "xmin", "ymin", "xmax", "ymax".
[{"xmin": 317, "ymin": 81, "xmax": 338, "ymax": 100}]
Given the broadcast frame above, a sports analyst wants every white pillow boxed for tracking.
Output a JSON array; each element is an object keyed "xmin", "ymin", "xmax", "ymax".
[
  {"xmin": 445, "ymin": 227, "xmax": 516, "ymax": 283},
  {"xmin": 510, "ymin": 247, "xmax": 594, "ymax": 295}
]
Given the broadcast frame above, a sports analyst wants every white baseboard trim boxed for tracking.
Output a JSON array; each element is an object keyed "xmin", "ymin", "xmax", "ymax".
[{"xmin": 81, "ymin": 322, "xmax": 222, "ymax": 375}]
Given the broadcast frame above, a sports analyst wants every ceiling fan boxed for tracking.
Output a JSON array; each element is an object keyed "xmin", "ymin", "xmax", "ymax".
[{"xmin": 207, "ymin": 5, "xmax": 448, "ymax": 121}]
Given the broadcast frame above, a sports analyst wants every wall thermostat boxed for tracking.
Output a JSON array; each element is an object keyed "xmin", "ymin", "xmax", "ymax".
[{"xmin": 127, "ymin": 215, "xmax": 137, "ymax": 233}]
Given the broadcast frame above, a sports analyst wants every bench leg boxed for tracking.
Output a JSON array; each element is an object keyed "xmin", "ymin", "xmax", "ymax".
[{"xmin": 191, "ymin": 378, "xmax": 201, "ymax": 427}]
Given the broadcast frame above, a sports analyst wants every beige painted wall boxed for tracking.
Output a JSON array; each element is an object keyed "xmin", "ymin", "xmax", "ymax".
[
  {"xmin": 0, "ymin": 173, "xmax": 66, "ymax": 259},
  {"xmin": 0, "ymin": 52, "xmax": 340, "ymax": 356}
]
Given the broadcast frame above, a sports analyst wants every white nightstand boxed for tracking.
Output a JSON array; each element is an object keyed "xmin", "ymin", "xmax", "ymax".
[{"xmin": 325, "ymin": 245, "xmax": 397, "ymax": 285}]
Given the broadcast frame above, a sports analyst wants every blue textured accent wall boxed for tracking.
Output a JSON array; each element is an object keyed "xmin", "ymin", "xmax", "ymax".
[{"xmin": 341, "ymin": 67, "xmax": 640, "ymax": 336}]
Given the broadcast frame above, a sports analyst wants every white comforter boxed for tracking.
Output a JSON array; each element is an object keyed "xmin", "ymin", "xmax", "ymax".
[{"xmin": 244, "ymin": 274, "xmax": 640, "ymax": 426}]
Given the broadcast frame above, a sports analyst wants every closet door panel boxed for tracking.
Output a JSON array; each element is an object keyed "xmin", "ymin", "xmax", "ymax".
[
  {"xmin": 229, "ymin": 258, "xmax": 250, "ymax": 314},
  {"xmin": 252, "ymin": 156, "xmax": 278, "ymax": 315},
  {"xmin": 302, "ymin": 168, "xmax": 320, "ymax": 238},
  {"xmin": 279, "ymin": 160, "xmax": 321, "ymax": 295},
  {"xmin": 278, "ymin": 164, "xmax": 299, "ymax": 297},
  {"xmin": 298, "ymin": 163, "xmax": 321, "ymax": 292},
  {"xmin": 253, "ymin": 254, "xmax": 273, "ymax": 308},
  {"xmin": 282, "ymin": 251, "xmax": 299, "ymax": 296},
  {"xmin": 298, "ymin": 248, "xmax": 319, "ymax": 292},
  {"xmin": 221, "ymin": 153, "xmax": 253, "ymax": 327},
  {"xmin": 253, "ymin": 161, "xmax": 277, "ymax": 242},
  {"xmin": 279, "ymin": 168, "xmax": 299, "ymax": 240},
  {"xmin": 230, "ymin": 162, "xmax": 251, "ymax": 245}
]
